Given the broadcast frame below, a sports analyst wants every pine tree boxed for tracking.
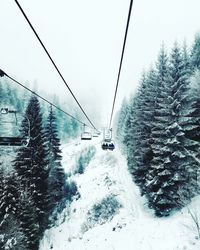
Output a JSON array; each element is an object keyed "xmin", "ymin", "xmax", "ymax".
[
  {"xmin": 191, "ymin": 32, "xmax": 200, "ymax": 70},
  {"xmin": 182, "ymin": 40, "xmax": 192, "ymax": 74},
  {"xmin": 18, "ymin": 193, "xmax": 40, "ymax": 250},
  {"xmin": 45, "ymin": 106, "xmax": 67, "ymax": 213},
  {"xmin": 132, "ymin": 68, "xmax": 157, "ymax": 192},
  {"xmin": 116, "ymin": 98, "xmax": 129, "ymax": 146},
  {"xmin": 186, "ymin": 70, "xmax": 200, "ymax": 142},
  {"xmin": 150, "ymin": 43, "xmax": 199, "ymax": 216},
  {"xmin": 123, "ymin": 94, "xmax": 141, "ymax": 181},
  {"xmin": 122, "ymin": 42, "xmax": 200, "ymax": 216},
  {"xmin": 0, "ymin": 214, "xmax": 27, "ymax": 250},
  {"xmin": 0, "ymin": 173, "xmax": 20, "ymax": 221},
  {"xmin": 144, "ymin": 45, "xmax": 172, "ymax": 209},
  {"xmin": 14, "ymin": 96, "xmax": 49, "ymax": 229}
]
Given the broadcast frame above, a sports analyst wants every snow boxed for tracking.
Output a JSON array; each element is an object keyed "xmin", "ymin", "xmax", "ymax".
[{"xmin": 39, "ymin": 137, "xmax": 200, "ymax": 250}]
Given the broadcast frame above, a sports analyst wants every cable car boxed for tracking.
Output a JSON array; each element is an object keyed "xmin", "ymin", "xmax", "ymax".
[{"xmin": 0, "ymin": 107, "xmax": 30, "ymax": 147}]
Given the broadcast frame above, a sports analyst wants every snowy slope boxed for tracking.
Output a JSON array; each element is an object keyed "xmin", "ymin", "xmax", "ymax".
[{"xmin": 40, "ymin": 138, "xmax": 200, "ymax": 250}]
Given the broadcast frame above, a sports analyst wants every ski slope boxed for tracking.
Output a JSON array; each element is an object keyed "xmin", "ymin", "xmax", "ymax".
[{"xmin": 40, "ymin": 137, "xmax": 200, "ymax": 250}]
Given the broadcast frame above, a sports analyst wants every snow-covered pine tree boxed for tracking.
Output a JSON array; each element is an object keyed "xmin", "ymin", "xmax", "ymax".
[
  {"xmin": 151, "ymin": 43, "xmax": 199, "ymax": 216},
  {"xmin": 0, "ymin": 214, "xmax": 27, "ymax": 250},
  {"xmin": 186, "ymin": 70, "xmax": 200, "ymax": 143},
  {"xmin": 0, "ymin": 173, "xmax": 19, "ymax": 222},
  {"xmin": 123, "ymin": 94, "xmax": 141, "ymax": 182},
  {"xmin": 122, "ymin": 80, "xmax": 143, "ymax": 176},
  {"xmin": 18, "ymin": 193, "xmax": 40, "ymax": 250},
  {"xmin": 0, "ymin": 172, "xmax": 28, "ymax": 249},
  {"xmin": 182, "ymin": 39, "xmax": 200, "ymax": 145},
  {"xmin": 191, "ymin": 32, "xmax": 200, "ymax": 71},
  {"xmin": 45, "ymin": 105, "xmax": 67, "ymax": 214},
  {"xmin": 182, "ymin": 40, "xmax": 192, "ymax": 74},
  {"xmin": 116, "ymin": 97, "xmax": 129, "ymax": 146},
  {"xmin": 14, "ymin": 96, "xmax": 49, "ymax": 229},
  {"xmin": 181, "ymin": 70, "xmax": 200, "ymax": 195},
  {"xmin": 122, "ymin": 67, "xmax": 158, "ymax": 196},
  {"xmin": 133, "ymin": 68, "xmax": 158, "ymax": 192},
  {"xmin": 179, "ymin": 41, "xmax": 200, "ymax": 195},
  {"xmin": 144, "ymin": 45, "xmax": 172, "ymax": 209}
]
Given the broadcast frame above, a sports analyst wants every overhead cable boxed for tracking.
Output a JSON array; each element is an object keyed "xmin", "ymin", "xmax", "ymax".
[
  {"xmin": 14, "ymin": 0, "xmax": 97, "ymax": 131},
  {"xmin": 109, "ymin": 0, "xmax": 134, "ymax": 129},
  {"xmin": 0, "ymin": 68, "xmax": 89, "ymax": 127}
]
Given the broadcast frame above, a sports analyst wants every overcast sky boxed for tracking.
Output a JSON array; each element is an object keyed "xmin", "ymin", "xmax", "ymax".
[{"xmin": 1, "ymin": 0, "xmax": 200, "ymax": 128}]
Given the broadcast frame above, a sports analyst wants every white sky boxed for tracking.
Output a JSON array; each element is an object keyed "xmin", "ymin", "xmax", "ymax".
[{"xmin": 1, "ymin": 0, "xmax": 200, "ymax": 128}]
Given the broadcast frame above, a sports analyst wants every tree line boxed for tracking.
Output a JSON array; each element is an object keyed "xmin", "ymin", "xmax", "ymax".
[{"xmin": 116, "ymin": 33, "xmax": 200, "ymax": 217}]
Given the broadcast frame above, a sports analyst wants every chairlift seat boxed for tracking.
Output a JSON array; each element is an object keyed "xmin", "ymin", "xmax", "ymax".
[
  {"xmin": 81, "ymin": 132, "xmax": 92, "ymax": 140},
  {"xmin": 0, "ymin": 137, "xmax": 29, "ymax": 146},
  {"xmin": 101, "ymin": 140, "xmax": 115, "ymax": 151},
  {"xmin": 93, "ymin": 133, "xmax": 99, "ymax": 137}
]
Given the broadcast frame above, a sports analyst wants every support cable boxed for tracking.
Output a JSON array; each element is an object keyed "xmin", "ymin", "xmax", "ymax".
[
  {"xmin": 109, "ymin": 0, "xmax": 134, "ymax": 129},
  {"xmin": 0, "ymin": 68, "xmax": 89, "ymax": 128},
  {"xmin": 14, "ymin": 0, "xmax": 97, "ymax": 130}
]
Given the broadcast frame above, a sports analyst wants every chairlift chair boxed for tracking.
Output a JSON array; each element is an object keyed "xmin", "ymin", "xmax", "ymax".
[
  {"xmin": 92, "ymin": 132, "xmax": 99, "ymax": 137},
  {"xmin": 0, "ymin": 136, "xmax": 30, "ymax": 146},
  {"xmin": 0, "ymin": 108, "xmax": 30, "ymax": 147},
  {"xmin": 81, "ymin": 132, "xmax": 92, "ymax": 140},
  {"xmin": 101, "ymin": 139, "xmax": 115, "ymax": 151},
  {"xmin": 81, "ymin": 124, "xmax": 92, "ymax": 140},
  {"xmin": 101, "ymin": 127, "xmax": 115, "ymax": 150}
]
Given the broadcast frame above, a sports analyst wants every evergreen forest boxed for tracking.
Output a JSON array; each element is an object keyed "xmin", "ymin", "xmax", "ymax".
[
  {"xmin": 0, "ymin": 79, "xmax": 80, "ymax": 249},
  {"xmin": 116, "ymin": 33, "xmax": 200, "ymax": 217}
]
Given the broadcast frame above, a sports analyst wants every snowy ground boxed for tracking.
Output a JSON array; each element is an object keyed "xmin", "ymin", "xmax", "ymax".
[{"xmin": 40, "ymin": 137, "xmax": 200, "ymax": 250}]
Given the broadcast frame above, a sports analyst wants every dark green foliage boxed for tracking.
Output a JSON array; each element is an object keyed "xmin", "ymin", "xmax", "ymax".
[
  {"xmin": 89, "ymin": 195, "xmax": 121, "ymax": 222},
  {"xmin": 0, "ymin": 173, "xmax": 19, "ymax": 221},
  {"xmin": 191, "ymin": 33, "xmax": 200, "ymax": 70},
  {"xmin": 65, "ymin": 180, "xmax": 79, "ymax": 201},
  {"xmin": 0, "ymin": 173, "xmax": 27, "ymax": 250},
  {"xmin": 75, "ymin": 146, "xmax": 96, "ymax": 174},
  {"xmin": 116, "ymin": 98, "xmax": 129, "ymax": 146},
  {"xmin": 18, "ymin": 194, "xmax": 40, "ymax": 249},
  {"xmin": 0, "ymin": 214, "xmax": 27, "ymax": 250},
  {"xmin": 45, "ymin": 106, "xmax": 67, "ymax": 214},
  {"xmin": 0, "ymin": 75, "xmax": 82, "ymax": 249},
  {"xmin": 149, "ymin": 43, "xmax": 195, "ymax": 215},
  {"xmin": 14, "ymin": 96, "xmax": 49, "ymax": 229},
  {"xmin": 82, "ymin": 195, "xmax": 122, "ymax": 231},
  {"xmin": 118, "ymin": 37, "xmax": 200, "ymax": 217}
]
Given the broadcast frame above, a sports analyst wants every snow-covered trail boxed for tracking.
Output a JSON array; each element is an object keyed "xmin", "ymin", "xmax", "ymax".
[{"xmin": 40, "ymin": 138, "xmax": 200, "ymax": 250}]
